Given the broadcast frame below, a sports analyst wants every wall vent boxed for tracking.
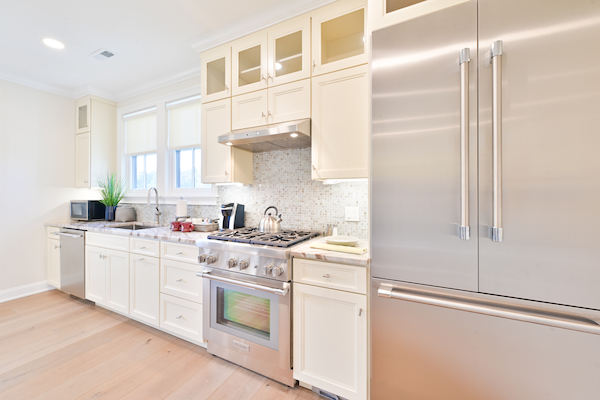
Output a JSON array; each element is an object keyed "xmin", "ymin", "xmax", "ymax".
[{"xmin": 90, "ymin": 48, "xmax": 116, "ymax": 61}]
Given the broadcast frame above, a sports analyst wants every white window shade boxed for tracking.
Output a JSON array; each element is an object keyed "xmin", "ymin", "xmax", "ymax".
[
  {"xmin": 168, "ymin": 100, "xmax": 201, "ymax": 150},
  {"xmin": 125, "ymin": 110, "xmax": 157, "ymax": 156}
]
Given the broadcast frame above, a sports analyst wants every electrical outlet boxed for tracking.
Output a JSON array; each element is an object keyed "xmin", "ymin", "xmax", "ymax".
[{"xmin": 345, "ymin": 207, "xmax": 360, "ymax": 222}]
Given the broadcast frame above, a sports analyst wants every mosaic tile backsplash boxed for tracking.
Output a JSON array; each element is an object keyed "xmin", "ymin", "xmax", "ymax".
[{"xmin": 122, "ymin": 148, "xmax": 369, "ymax": 239}]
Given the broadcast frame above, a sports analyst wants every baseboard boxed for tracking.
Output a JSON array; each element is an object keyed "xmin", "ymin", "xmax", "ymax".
[{"xmin": 0, "ymin": 281, "xmax": 54, "ymax": 304}]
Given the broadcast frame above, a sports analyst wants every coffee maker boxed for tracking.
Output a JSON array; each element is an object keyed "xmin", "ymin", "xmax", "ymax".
[{"xmin": 219, "ymin": 203, "xmax": 245, "ymax": 230}]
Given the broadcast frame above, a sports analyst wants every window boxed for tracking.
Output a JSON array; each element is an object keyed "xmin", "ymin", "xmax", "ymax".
[
  {"xmin": 175, "ymin": 147, "xmax": 210, "ymax": 188},
  {"xmin": 131, "ymin": 153, "xmax": 157, "ymax": 189}
]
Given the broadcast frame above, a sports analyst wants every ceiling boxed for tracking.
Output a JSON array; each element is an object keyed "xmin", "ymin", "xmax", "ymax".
[{"xmin": 0, "ymin": 0, "xmax": 331, "ymax": 101}]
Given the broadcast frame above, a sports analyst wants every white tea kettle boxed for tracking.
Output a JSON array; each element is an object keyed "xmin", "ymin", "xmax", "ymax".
[{"xmin": 258, "ymin": 206, "xmax": 283, "ymax": 233}]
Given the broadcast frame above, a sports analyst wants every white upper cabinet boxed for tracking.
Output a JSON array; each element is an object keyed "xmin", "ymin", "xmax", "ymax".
[
  {"xmin": 369, "ymin": 0, "xmax": 470, "ymax": 32},
  {"xmin": 76, "ymin": 97, "xmax": 91, "ymax": 134},
  {"xmin": 311, "ymin": 65, "xmax": 369, "ymax": 180},
  {"xmin": 232, "ymin": 31, "xmax": 268, "ymax": 96},
  {"xmin": 311, "ymin": 0, "xmax": 368, "ymax": 76},
  {"xmin": 75, "ymin": 132, "xmax": 91, "ymax": 188},
  {"xmin": 267, "ymin": 15, "xmax": 311, "ymax": 87},
  {"xmin": 200, "ymin": 44, "xmax": 232, "ymax": 103}
]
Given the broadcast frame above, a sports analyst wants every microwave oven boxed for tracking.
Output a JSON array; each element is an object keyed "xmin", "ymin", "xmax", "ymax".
[{"xmin": 70, "ymin": 200, "xmax": 106, "ymax": 221}]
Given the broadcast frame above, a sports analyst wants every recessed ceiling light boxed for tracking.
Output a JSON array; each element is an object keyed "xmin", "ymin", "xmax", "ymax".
[{"xmin": 43, "ymin": 38, "xmax": 65, "ymax": 49}]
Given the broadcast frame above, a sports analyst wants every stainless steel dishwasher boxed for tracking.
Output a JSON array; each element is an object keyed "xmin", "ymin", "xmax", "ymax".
[{"xmin": 52, "ymin": 228, "xmax": 85, "ymax": 299}]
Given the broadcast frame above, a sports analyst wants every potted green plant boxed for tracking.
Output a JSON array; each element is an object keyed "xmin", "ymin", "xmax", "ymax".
[{"xmin": 98, "ymin": 173, "xmax": 127, "ymax": 221}]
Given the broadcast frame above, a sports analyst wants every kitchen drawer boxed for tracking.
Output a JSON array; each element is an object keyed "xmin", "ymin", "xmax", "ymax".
[
  {"xmin": 161, "ymin": 242, "xmax": 198, "ymax": 264},
  {"xmin": 86, "ymin": 232, "xmax": 129, "ymax": 252},
  {"xmin": 130, "ymin": 237, "xmax": 160, "ymax": 257},
  {"xmin": 160, "ymin": 259, "xmax": 203, "ymax": 303},
  {"xmin": 160, "ymin": 293, "xmax": 203, "ymax": 343},
  {"xmin": 293, "ymin": 258, "xmax": 367, "ymax": 294},
  {"xmin": 47, "ymin": 226, "xmax": 60, "ymax": 240}
]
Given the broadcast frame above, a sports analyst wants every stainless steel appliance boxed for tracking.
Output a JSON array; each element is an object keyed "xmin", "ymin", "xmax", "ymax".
[
  {"xmin": 258, "ymin": 206, "xmax": 283, "ymax": 233},
  {"xmin": 196, "ymin": 227, "xmax": 319, "ymax": 387},
  {"xmin": 219, "ymin": 119, "xmax": 311, "ymax": 152},
  {"xmin": 219, "ymin": 203, "xmax": 244, "ymax": 230},
  {"xmin": 70, "ymin": 200, "xmax": 105, "ymax": 221},
  {"xmin": 371, "ymin": 0, "xmax": 600, "ymax": 398},
  {"xmin": 51, "ymin": 228, "xmax": 85, "ymax": 299}
]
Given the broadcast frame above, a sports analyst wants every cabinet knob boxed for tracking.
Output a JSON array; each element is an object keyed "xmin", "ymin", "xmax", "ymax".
[
  {"xmin": 267, "ymin": 111, "xmax": 272, "ymax": 119},
  {"xmin": 55, "ymin": 245, "xmax": 60, "ymax": 249},
  {"xmin": 323, "ymin": 274, "xmax": 330, "ymax": 278},
  {"xmin": 262, "ymin": 112, "xmax": 266, "ymax": 118},
  {"xmin": 313, "ymin": 60, "xmax": 316, "ymax": 70},
  {"xmin": 224, "ymin": 171, "xmax": 229, "ymax": 175},
  {"xmin": 268, "ymin": 74, "xmax": 273, "ymax": 82},
  {"xmin": 175, "ymin": 315, "xmax": 183, "ymax": 320},
  {"xmin": 176, "ymin": 252, "xmax": 184, "ymax": 255},
  {"xmin": 262, "ymin": 74, "xmax": 267, "ymax": 83},
  {"xmin": 138, "ymin": 258, "xmax": 145, "ymax": 261},
  {"xmin": 225, "ymin": 85, "xmax": 229, "ymax": 91},
  {"xmin": 176, "ymin": 278, "xmax": 183, "ymax": 282}
]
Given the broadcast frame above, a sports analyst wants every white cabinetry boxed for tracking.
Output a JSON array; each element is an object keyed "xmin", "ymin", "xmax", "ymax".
[
  {"xmin": 47, "ymin": 227, "xmax": 61, "ymax": 289},
  {"xmin": 201, "ymin": 99, "xmax": 253, "ymax": 184},
  {"xmin": 311, "ymin": 0, "xmax": 368, "ymax": 76},
  {"xmin": 74, "ymin": 95, "xmax": 117, "ymax": 188},
  {"xmin": 200, "ymin": 44, "xmax": 232, "ymax": 103},
  {"xmin": 293, "ymin": 279, "xmax": 367, "ymax": 400},
  {"xmin": 232, "ymin": 79, "xmax": 310, "ymax": 130},
  {"xmin": 232, "ymin": 31, "xmax": 268, "ymax": 96},
  {"xmin": 369, "ymin": 0, "xmax": 469, "ymax": 32},
  {"xmin": 130, "ymin": 254, "xmax": 159, "ymax": 326},
  {"xmin": 85, "ymin": 244, "xmax": 129, "ymax": 314},
  {"xmin": 311, "ymin": 65, "xmax": 369, "ymax": 180}
]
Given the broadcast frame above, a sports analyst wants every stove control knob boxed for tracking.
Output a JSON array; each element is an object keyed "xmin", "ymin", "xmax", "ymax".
[
  {"xmin": 206, "ymin": 254, "xmax": 218, "ymax": 265},
  {"xmin": 239, "ymin": 259, "xmax": 250, "ymax": 270},
  {"xmin": 271, "ymin": 266, "xmax": 284, "ymax": 278},
  {"xmin": 263, "ymin": 263, "xmax": 273, "ymax": 275},
  {"xmin": 198, "ymin": 254, "xmax": 208, "ymax": 263},
  {"xmin": 228, "ymin": 258, "xmax": 238, "ymax": 269}
]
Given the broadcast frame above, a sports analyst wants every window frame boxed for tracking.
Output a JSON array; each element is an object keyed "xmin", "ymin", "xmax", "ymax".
[{"xmin": 169, "ymin": 146, "xmax": 214, "ymax": 197}]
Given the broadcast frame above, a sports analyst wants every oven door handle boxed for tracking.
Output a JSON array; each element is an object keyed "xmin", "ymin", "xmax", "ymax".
[{"xmin": 197, "ymin": 270, "xmax": 290, "ymax": 296}]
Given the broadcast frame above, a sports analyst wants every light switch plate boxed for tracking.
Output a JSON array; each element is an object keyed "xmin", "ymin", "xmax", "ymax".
[{"xmin": 345, "ymin": 207, "xmax": 360, "ymax": 222}]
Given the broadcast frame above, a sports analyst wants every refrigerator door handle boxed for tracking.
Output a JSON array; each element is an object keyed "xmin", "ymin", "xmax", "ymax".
[
  {"xmin": 378, "ymin": 284, "xmax": 600, "ymax": 336},
  {"xmin": 491, "ymin": 40, "xmax": 504, "ymax": 242},
  {"xmin": 459, "ymin": 48, "xmax": 471, "ymax": 240}
]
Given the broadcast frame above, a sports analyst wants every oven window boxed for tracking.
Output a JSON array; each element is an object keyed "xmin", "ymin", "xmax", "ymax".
[{"xmin": 216, "ymin": 288, "xmax": 271, "ymax": 340}]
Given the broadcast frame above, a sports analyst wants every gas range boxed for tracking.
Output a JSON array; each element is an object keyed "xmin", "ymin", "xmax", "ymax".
[{"xmin": 196, "ymin": 227, "xmax": 320, "ymax": 282}]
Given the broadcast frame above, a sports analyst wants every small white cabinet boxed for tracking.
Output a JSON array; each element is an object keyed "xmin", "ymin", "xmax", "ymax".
[
  {"xmin": 293, "ymin": 281, "xmax": 368, "ymax": 400},
  {"xmin": 369, "ymin": 0, "xmax": 468, "ymax": 32},
  {"xmin": 311, "ymin": 0, "xmax": 368, "ymax": 76},
  {"xmin": 232, "ymin": 31, "xmax": 268, "ymax": 96},
  {"xmin": 130, "ymin": 254, "xmax": 159, "ymax": 326},
  {"xmin": 200, "ymin": 44, "xmax": 232, "ymax": 103},
  {"xmin": 201, "ymin": 99, "xmax": 253, "ymax": 184},
  {"xmin": 74, "ymin": 95, "xmax": 116, "ymax": 188},
  {"xmin": 311, "ymin": 65, "xmax": 369, "ymax": 180},
  {"xmin": 232, "ymin": 79, "xmax": 310, "ymax": 130},
  {"xmin": 267, "ymin": 14, "xmax": 311, "ymax": 87},
  {"xmin": 85, "ymin": 245, "xmax": 129, "ymax": 314},
  {"xmin": 47, "ymin": 227, "xmax": 61, "ymax": 289}
]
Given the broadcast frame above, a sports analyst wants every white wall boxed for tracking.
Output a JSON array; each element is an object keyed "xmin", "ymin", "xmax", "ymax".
[{"xmin": 0, "ymin": 79, "xmax": 97, "ymax": 292}]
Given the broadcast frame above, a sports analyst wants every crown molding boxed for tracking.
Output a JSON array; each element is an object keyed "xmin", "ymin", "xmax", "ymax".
[
  {"xmin": 0, "ymin": 70, "xmax": 74, "ymax": 99},
  {"xmin": 189, "ymin": 0, "xmax": 337, "ymax": 54},
  {"xmin": 73, "ymin": 85, "xmax": 117, "ymax": 101}
]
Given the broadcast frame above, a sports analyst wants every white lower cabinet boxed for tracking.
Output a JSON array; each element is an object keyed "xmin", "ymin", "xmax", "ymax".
[
  {"xmin": 130, "ymin": 254, "xmax": 159, "ymax": 326},
  {"xmin": 160, "ymin": 293, "xmax": 203, "ymax": 343},
  {"xmin": 85, "ymin": 245, "xmax": 129, "ymax": 314},
  {"xmin": 293, "ymin": 281, "xmax": 368, "ymax": 400},
  {"xmin": 47, "ymin": 228, "xmax": 61, "ymax": 289}
]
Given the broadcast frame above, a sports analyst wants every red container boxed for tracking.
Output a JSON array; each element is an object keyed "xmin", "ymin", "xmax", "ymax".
[
  {"xmin": 171, "ymin": 221, "xmax": 182, "ymax": 231},
  {"xmin": 180, "ymin": 222, "xmax": 194, "ymax": 232}
]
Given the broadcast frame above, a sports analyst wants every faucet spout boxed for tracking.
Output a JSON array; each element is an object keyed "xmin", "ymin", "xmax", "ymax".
[{"xmin": 147, "ymin": 187, "xmax": 161, "ymax": 225}]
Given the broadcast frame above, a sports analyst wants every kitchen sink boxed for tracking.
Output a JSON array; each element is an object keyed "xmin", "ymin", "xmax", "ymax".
[{"xmin": 112, "ymin": 224, "xmax": 156, "ymax": 231}]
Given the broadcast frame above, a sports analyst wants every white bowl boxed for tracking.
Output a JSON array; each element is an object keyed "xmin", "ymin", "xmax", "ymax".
[{"xmin": 325, "ymin": 236, "xmax": 360, "ymax": 246}]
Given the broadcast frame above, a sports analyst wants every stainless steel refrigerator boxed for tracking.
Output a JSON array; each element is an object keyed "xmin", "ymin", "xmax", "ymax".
[{"xmin": 371, "ymin": 0, "xmax": 600, "ymax": 398}]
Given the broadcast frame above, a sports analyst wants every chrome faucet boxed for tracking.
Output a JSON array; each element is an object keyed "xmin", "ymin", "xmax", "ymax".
[{"xmin": 147, "ymin": 187, "xmax": 161, "ymax": 225}]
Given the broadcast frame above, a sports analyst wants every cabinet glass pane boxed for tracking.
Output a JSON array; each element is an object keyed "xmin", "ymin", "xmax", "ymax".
[
  {"xmin": 275, "ymin": 31, "xmax": 302, "ymax": 77},
  {"xmin": 78, "ymin": 105, "xmax": 88, "ymax": 129},
  {"xmin": 386, "ymin": 0, "xmax": 426, "ymax": 14},
  {"xmin": 238, "ymin": 45, "xmax": 261, "ymax": 87},
  {"xmin": 321, "ymin": 9, "xmax": 364, "ymax": 65},
  {"xmin": 207, "ymin": 58, "xmax": 226, "ymax": 95}
]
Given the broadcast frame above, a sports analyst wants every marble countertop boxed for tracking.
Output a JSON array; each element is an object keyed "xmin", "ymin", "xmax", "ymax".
[
  {"xmin": 291, "ymin": 237, "xmax": 370, "ymax": 267},
  {"xmin": 45, "ymin": 220, "xmax": 212, "ymax": 244}
]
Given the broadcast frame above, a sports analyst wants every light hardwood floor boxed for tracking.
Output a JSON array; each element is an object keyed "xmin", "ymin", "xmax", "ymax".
[{"xmin": 0, "ymin": 290, "xmax": 321, "ymax": 400}]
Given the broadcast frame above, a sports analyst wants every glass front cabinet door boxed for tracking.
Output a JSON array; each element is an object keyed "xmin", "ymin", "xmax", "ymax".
[
  {"xmin": 76, "ymin": 97, "xmax": 91, "ymax": 134},
  {"xmin": 267, "ymin": 15, "xmax": 311, "ymax": 87},
  {"xmin": 232, "ymin": 31, "xmax": 268, "ymax": 96},
  {"xmin": 200, "ymin": 44, "xmax": 232, "ymax": 103}
]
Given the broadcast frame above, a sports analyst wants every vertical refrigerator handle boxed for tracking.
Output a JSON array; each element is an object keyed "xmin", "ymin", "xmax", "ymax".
[
  {"xmin": 459, "ymin": 48, "xmax": 471, "ymax": 240},
  {"xmin": 491, "ymin": 40, "xmax": 504, "ymax": 242}
]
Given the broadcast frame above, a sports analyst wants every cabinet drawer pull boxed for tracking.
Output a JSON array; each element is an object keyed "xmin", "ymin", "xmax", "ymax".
[
  {"xmin": 138, "ymin": 258, "xmax": 145, "ymax": 261},
  {"xmin": 176, "ymin": 278, "xmax": 184, "ymax": 282},
  {"xmin": 359, "ymin": 308, "xmax": 363, "ymax": 316},
  {"xmin": 175, "ymin": 315, "xmax": 183, "ymax": 320},
  {"xmin": 176, "ymin": 252, "xmax": 184, "ymax": 255},
  {"xmin": 323, "ymin": 274, "xmax": 331, "ymax": 278},
  {"xmin": 55, "ymin": 245, "xmax": 60, "ymax": 249},
  {"xmin": 140, "ymin": 246, "xmax": 147, "ymax": 249},
  {"xmin": 312, "ymin": 60, "xmax": 316, "ymax": 70}
]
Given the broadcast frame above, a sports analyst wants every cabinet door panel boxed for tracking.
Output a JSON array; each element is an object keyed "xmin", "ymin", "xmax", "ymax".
[
  {"xmin": 130, "ymin": 255, "xmax": 159, "ymax": 326},
  {"xmin": 85, "ymin": 246, "xmax": 106, "ymax": 304},
  {"xmin": 75, "ymin": 132, "xmax": 90, "ymax": 188},
  {"xmin": 201, "ymin": 99, "xmax": 232, "ymax": 183},
  {"xmin": 160, "ymin": 293, "xmax": 204, "ymax": 343},
  {"xmin": 231, "ymin": 90, "xmax": 268, "ymax": 130},
  {"xmin": 268, "ymin": 15, "xmax": 311, "ymax": 87},
  {"xmin": 76, "ymin": 97, "xmax": 91, "ymax": 134},
  {"xmin": 201, "ymin": 44, "xmax": 232, "ymax": 103},
  {"xmin": 293, "ymin": 283, "xmax": 367, "ymax": 400},
  {"xmin": 312, "ymin": 65, "xmax": 369, "ymax": 180},
  {"xmin": 232, "ymin": 31, "xmax": 268, "ymax": 96},
  {"xmin": 105, "ymin": 249, "xmax": 129, "ymax": 314},
  {"xmin": 47, "ymin": 239, "xmax": 61, "ymax": 289},
  {"xmin": 267, "ymin": 79, "xmax": 310, "ymax": 125}
]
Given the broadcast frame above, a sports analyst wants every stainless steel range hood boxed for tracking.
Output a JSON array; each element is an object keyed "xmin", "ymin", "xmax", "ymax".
[{"xmin": 218, "ymin": 119, "xmax": 310, "ymax": 153}]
